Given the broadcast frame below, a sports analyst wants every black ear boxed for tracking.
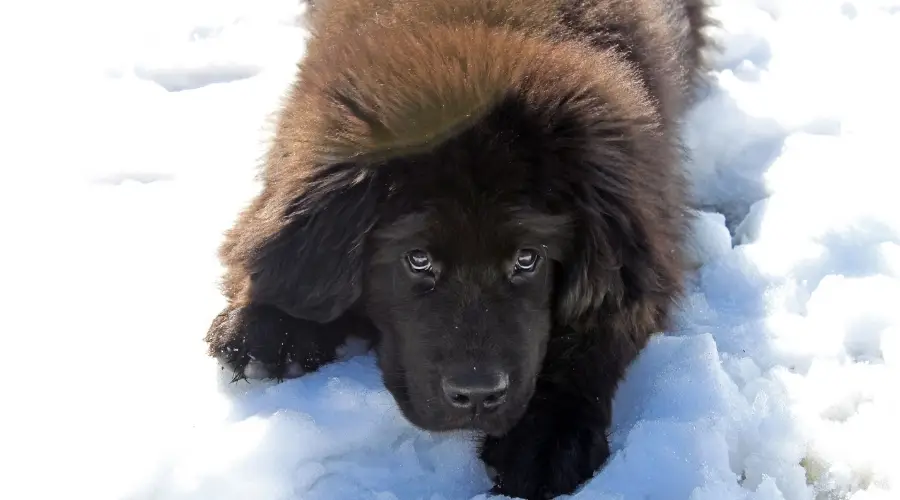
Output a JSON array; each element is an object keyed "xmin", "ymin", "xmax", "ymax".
[
  {"xmin": 243, "ymin": 168, "xmax": 382, "ymax": 324},
  {"xmin": 554, "ymin": 214, "xmax": 614, "ymax": 328},
  {"xmin": 556, "ymin": 206, "xmax": 678, "ymax": 334},
  {"xmin": 553, "ymin": 155, "xmax": 689, "ymax": 338}
]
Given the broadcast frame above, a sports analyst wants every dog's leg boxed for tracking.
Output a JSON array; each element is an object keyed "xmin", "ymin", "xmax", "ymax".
[
  {"xmin": 205, "ymin": 303, "xmax": 376, "ymax": 382},
  {"xmin": 479, "ymin": 328, "xmax": 634, "ymax": 499}
]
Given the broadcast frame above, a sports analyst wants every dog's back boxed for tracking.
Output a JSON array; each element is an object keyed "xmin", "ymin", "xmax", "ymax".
[
  {"xmin": 303, "ymin": 0, "xmax": 712, "ymax": 115},
  {"xmin": 554, "ymin": 0, "xmax": 712, "ymax": 111}
]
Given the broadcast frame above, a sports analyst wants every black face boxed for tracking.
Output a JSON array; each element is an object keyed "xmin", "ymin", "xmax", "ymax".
[{"xmin": 363, "ymin": 205, "xmax": 571, "ymax": 436}]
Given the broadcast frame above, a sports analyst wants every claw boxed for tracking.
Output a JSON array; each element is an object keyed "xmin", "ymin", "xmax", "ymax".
[
  {"xmin": 243, "ymin": 360, "xmax": 271, "ymax": 379},
  {"xmin": 284, "ymin": 362, "xmax": 305, "ymax": 378}
]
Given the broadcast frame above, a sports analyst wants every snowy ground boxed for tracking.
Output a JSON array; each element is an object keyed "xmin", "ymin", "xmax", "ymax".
[{"xmin": 2, "ymin": 0, "xmax": 899, "ymax": 499}]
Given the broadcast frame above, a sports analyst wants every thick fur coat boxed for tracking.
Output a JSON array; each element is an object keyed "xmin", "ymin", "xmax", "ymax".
[{"xmin": 204, "ymin": 0, "xmax": 713, "ymax": 497}]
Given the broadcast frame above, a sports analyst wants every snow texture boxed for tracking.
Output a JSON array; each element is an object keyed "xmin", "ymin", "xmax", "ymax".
[{"xmin": 2, "ymin": 0, "xmax": 899, "ymax": 499}]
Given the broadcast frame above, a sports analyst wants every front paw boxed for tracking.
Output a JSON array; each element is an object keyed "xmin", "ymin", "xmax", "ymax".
[
  {"xmin": 204, "ymin": 304, "xmax": 348, "ymax": 382},
  {"xmin": 480, "ymin": 407, "xmax": 610, "ymax": 499}
]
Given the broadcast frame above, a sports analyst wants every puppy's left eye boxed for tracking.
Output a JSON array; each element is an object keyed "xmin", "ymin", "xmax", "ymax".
[
  {"xmin": 514, "ymin": 249, "xmax": 539, "ymax": 273},
  {"xmin": 406, "ymin": 249, "xmax": 433, "ymax": 273}
]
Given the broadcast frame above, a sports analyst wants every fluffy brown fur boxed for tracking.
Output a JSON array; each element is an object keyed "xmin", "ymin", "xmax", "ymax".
[{"xmin": 204, "ymin": 0, "xmax": 713, "ymax": 497}]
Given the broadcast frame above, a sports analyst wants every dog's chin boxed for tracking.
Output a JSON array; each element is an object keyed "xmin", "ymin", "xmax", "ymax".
[
  {"xmin": 391, "ymin": 391, "xmax": 532, "ymax": 437},
  {"xmin": 409, "ymin": 411, "xmax": 522, "ymax": 437}
]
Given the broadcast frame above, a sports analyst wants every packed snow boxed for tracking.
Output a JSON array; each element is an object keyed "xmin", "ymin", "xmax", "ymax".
[{"xmin": 2, "ymin": 0, "xmax": 899, "ymax": 499}]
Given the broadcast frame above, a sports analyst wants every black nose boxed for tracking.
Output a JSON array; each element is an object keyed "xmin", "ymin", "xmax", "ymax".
[{"xmin": 441, "ymin": 371, "xmax": 510, "ymax": 410}]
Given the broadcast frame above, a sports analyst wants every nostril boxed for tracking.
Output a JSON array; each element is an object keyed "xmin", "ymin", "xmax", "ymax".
[
  {"xmin": 442, "ymin": 378, "xmax": 475, "ymax": 408},
  {"xmin": 449, "ymin": 392, "xmax": 471, "ymax": 407},
  {"xmin": 441, "ymin": 371, "xmax": 510, "ymax": 410},
  {"xmin": 481, "ymin": 387, "xmax": 508, "ymax": 408}
]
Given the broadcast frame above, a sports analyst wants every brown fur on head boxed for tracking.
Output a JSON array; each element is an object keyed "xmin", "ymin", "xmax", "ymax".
[
  {"xmin": 218, "ymin": 0, "xmax": 712, "ymax": 320},
  {"xmin": 207, "ymin": 0, "xmax": 714, "ymax": 497}
]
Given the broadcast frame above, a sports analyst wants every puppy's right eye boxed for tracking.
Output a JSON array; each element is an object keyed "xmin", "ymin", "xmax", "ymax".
[{"xmin": 406, "ymin": 250, "xmax": 432, "ymax": 273}]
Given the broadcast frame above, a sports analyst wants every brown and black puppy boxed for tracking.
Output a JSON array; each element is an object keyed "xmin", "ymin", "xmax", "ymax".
[{"xmin": 205, "ymin": 0, "xmax": 713, "ymax": 497}]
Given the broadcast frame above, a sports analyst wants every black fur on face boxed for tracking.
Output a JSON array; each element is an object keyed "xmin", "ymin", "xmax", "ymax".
[{"xmin": 365, "ymin": 205, "xmax": 572, "ymax": 435}]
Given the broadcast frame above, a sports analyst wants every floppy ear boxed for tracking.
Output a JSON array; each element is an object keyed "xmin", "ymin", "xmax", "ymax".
[
  {"xmin": 554, "ymin": 152, "xmax": 689, "ymax": 338},
  {"xmin": 222, "ymin": 166, "xmax": 382, "ymax": 324}
]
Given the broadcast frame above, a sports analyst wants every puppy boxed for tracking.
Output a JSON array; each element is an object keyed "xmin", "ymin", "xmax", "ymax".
[{"xmin": 205, "ymin": 0, "xmax": 713, "ymax": 497}]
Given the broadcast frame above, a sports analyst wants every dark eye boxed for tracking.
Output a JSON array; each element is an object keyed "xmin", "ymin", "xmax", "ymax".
[
  {"xmin": 514, "ymin": 249, "xmax": 539, "ymax": 273},
  {"xmin": 406, "ymin": 249, "xmax": 432, "ymax": 273}
]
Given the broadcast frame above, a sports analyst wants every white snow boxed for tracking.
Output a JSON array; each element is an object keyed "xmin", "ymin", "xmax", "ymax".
[{"xmin": 1, "ymin": 0, "xmax": 899, "ymax": 499}]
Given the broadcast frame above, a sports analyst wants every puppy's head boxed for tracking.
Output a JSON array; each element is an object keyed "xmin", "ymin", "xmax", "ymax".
[
  {"xmin": 355, "ymin": 83, "xmax": 683, "ymax": 435},
  {"xmin": 242, "ymin": 125, "xmax": 574, "ymax": 436},
  {"xmin": 364, "ymin": 201, "xmax": 572, "ymax": 436}
]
